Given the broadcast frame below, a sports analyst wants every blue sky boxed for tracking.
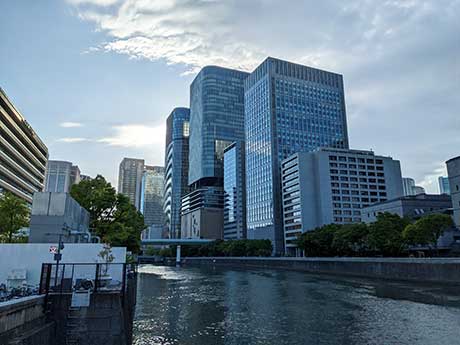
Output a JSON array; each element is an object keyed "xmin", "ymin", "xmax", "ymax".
[{"xmin": 1, "ymin": 0, "xmax": 459, "ymax": 192}]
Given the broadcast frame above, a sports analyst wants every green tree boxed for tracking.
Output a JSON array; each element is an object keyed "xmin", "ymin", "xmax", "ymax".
[
  {"xmin": 332, "ymin": 223, "xmax": 369, "ymax": 256},
  {"xmin": 0, "ymin": 192, "xmax": 30, "ymax": 242},
  {"xmin": 70, "ymin": 175, "xmax": 145, "ymax": 253},
  {"xmin": 296, "ymin": 224, "xmax": 341, "ymax": 257},
  {"xmin": 367, "ymin": 213, "xmax": 410, "ymax": 256},
  {"xmin": 403, "ymin": 214, "xmax": 454, "ymax": 249}
]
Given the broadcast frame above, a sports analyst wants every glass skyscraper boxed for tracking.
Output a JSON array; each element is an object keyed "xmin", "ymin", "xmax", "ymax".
[
  {"xmin": 140, "ymin": 165, "xmax": 164, "ymax": 227},
  {"xmin": 188, "ymin": 66, "xmax": 249, "ymax": 187},
  {"xmin": 223, "ymin": 141, "xmax": 246, "ymax": 239},
  {"xmin": 163, "ymin": 107, "xmax": 190, "ymax": 238},
  {"xmin": 245, "ymin": 57, "xmax": 349, "ymax": 253},
  {"xmin": 118, "ymin": 157, "xmax": 145, "ymax": 210}
]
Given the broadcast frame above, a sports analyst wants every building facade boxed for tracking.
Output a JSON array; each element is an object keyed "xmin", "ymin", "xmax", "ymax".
[
  {"xmin": 163, "ymin": 108, "xmax": 190, "ymax": 238},
  {"xmin": 361, "ymin": 194, "xmax": 452, "ymax": 223},
  {"xmin": 245, "ymin": 57, "xmax": 349, "ymax": 253},
  {"xmin": 140, "ymin": 165, "xmax": 164, "ymax": 227},
  {"xmin": 188, "ymin": 66, "xmax": 249, "ymax": 187},
  {"xmin": 281, "ymin": 148, "xmax": 403, "ymax": 255},
  {"xmin": 447, "ymin": 156, "xmax": 460, "ymax": 227},
  {"xmin": 439, "ymin": 176, "xmax": 451, "ymax": 195},
  {"xmin": 45, "ymin": 160, "xmax": 81, "ymax": 193},
  {"xmin": 0, "ymin": 88, "xmax": 48, "ymax": 204},
  {"xmin": 118, "ymin": 158, "xmax": 145, "ymax": 209},
  {"xmin": 223, "ymin": 142, "xmax": 247, "ymax": 239},
  {"xmin": 402, "ymin": 177, "xmax": 425, "ymax": 196}
]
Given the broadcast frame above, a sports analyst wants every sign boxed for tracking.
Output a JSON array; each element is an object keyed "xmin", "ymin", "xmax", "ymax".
[
  {"xmin": 49, "ymin": 246, "xmax": 58, "ymax": 254},
  {"xmin": 71, "ymin": 290, "xmax": 91, "ymax": 307},
  {"xmin": 54, "ymin": 253, "xmax": 62, "ymax": 261}
]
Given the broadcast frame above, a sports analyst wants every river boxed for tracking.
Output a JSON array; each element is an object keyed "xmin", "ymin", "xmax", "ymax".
[{"xmin": 133, "ymin": 265, "xmax": 460, "ymax": 345}]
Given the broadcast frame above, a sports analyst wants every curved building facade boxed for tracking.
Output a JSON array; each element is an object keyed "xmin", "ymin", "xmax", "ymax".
[{"xmin": 447, "ymin": 156, "xmax": 460, "ymax": 228}]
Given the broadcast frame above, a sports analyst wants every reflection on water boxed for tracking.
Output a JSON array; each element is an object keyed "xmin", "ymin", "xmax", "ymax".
[{"xmin": 134, "ymin": 265, "xmax": 460, "ymax": 345}]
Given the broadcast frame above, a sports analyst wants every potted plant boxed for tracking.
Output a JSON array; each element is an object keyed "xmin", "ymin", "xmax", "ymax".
[{"xmin": 97, "ymin": 243, "xmax": 114, "ymax": 288}]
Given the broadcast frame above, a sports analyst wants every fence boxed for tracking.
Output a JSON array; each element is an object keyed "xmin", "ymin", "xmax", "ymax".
[{"xmin": 39, "ymin": 263, "xmax": 137, "ymax": 295}]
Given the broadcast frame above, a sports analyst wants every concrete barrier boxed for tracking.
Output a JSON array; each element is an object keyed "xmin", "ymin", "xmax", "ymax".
[{"xmin": 183, "ymin": 257, "xmax": 460, "ymax": 284}]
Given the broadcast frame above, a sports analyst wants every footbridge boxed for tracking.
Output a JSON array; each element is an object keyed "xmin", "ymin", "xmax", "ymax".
[{"xmin": 141, "ymin": 238, "xmax": 213, "ymax": 263}]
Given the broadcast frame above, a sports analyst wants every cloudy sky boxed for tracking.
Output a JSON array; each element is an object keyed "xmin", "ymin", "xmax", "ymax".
[{"xmin": 0, "ymin": 0, "xmax": 458, "ymax": 192}]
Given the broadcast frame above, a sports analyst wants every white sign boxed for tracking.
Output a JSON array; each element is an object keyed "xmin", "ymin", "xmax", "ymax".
[
  {"xmin": 49, "ymin": 246, "xmax": 58, "ymax": 254},
  {"xmin": 71, "ymin": 290, "xmax": 91, "ymax": 307}
]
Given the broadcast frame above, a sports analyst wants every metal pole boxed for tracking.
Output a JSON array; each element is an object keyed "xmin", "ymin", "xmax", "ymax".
[
  {"xmin": 54, "ymin": 234, "xmax": 63, "ymax": 288},
  {"xmin": 176, "ymin": 245, "xmax": 181, "ymax": 265}
]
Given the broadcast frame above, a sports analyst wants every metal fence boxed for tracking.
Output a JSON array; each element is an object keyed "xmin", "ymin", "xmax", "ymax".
[{"xmin": 39, "ymin": 263, "xmax": 137, "ymax": 295}]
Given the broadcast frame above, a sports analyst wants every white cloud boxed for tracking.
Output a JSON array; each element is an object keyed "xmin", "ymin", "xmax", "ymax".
[
  {"xmin": 67, "ymin": 0, "xmax": 120, "ymax": 7},
  {"xmin": 60, "ymin": 122, "xmax": 84, "ymax": 128},
  {"xmin": 57, "ymin": 137, "xmax": 91, "ymax": 143},
  {"xmin": 98, "ymin": 124, "xmax": 165, "ymax": 148}
]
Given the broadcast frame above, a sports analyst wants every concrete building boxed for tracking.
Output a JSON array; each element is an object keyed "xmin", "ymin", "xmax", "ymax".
[
  {"xmin": 281, "ymin": 148, "xmax": 403, "ymax": 255},
  {"xmin": 118, "ymin": 158, "xmax": 144, "ymax": 209},
  {"xmin": 141, "ymin": 165, "xmax": 164, "ymax": 227},
  {"xmin": 361, "ymin": 194, "xmax": 452, "ymax": 223},
  {"xmin": 402, "ymin": 177, "xmax": 425, "ymax": 196},
  {"xmin": 0, "ymin": 87, "xmax": 48, "ymax": 204},
  {"xmin": 141, "ymin": 224, "xmax": 163, "ymax": 241},
  {"xmin": 439, "ymin": 176, "xmax": 451, "ymax": 195},
  {"xmin": 245, "ymin": 57, "xmax": 349, "ymax": 253},
  {"xmin": 447, "ymin": 156, "xmax": 460, "ymax": 227},
  {"xmin": 45, "ymin": 160, "xmax": 81, "ymax": 193},
  {"xmin": 223, "ymin": 142, "xmax": 246, "ymax": 240},
  {"xmin": 163, "ymin": 108, "xmax": 190, "ymax": 239},
  {"xmin": 80, "ymin": 174, "xmax": 92, "ymax": 182},
  {"xmin": 181, "ymin": 187, "xmax": 224, "ymax": 239},
  {"xmin": 29, "ymin": 192, "xmax": 91, "ymax": 243}
]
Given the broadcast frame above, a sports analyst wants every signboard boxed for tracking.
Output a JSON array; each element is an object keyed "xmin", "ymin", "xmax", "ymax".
[
  {"xmin": 71, "ymin": 290, "xmax": 91, "ymax": 307},
  {"xmin": 49, "ymin": 246, "xmax": 58, "ymax": 254}
]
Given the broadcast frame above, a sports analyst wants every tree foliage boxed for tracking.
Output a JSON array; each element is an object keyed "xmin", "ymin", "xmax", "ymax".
[
  {"xmin": 367, "ymin": 212, "xmax": 410, "ymax": 256},
  {"xmin": 0, "ymin": 192, "xmax": 30, "ymax": 242},
  {"xmin": 70, "ymin": 175, "xmax": 145, "ymax": 253},
  {"xmin": 296, "ymin": 224, "xmax": 341, "ymax": 257},
  {"xmin": 403, "ymin": 214, "xmax": 454, "ymax": 247},
  {"xmin": 332, "ymin": 223, "xmax": 369, "ymax": 256}
]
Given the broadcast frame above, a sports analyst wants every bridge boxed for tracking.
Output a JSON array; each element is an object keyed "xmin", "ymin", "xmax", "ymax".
[{"xmin": 141, "ymin": 238, "xmax": 213, "ymax": 263}]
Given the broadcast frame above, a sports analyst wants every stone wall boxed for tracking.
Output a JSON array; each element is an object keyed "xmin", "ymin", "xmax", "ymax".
[{"xmin": 183, "ymin": 257, "xmax": 460, "ymax": 284}]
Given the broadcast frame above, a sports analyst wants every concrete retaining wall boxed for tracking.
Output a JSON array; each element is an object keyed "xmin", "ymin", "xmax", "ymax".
[{"xmin": 183, "ymin": 257, "xmax": 460, "ymax": 284}]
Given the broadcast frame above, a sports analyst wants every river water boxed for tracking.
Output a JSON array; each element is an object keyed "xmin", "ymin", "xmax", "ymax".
[{"xmin": 133, "ymin": 265, "xmax": 460, "ymax": 345}]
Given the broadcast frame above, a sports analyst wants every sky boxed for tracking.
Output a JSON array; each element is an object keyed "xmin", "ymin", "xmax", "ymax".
[{"xmin": 0, "ymin": 0, "xmax": 458, "ymax": 192}]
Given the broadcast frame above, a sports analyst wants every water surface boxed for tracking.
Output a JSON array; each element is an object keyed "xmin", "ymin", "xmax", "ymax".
[{"xmin": 133, "ymin": 265, "xmax": 460, "ymax": 345}]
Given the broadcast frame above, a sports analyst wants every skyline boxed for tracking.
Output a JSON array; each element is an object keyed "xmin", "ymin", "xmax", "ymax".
[{"xmin": 1, "ymin": 0, "xmax": 459, "ymax": 192}]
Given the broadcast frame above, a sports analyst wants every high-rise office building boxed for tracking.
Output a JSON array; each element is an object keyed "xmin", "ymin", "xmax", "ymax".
[
  {"xmin": 446, "ymin": 156, "xmax": 460, "ymax": 228},
  {"xmin": 402, "ymin": 177, "xmax": 425, "ymax": 196},
  {"xmin": 141, "ymin": 165, "xmax": 165, "ymax": 227},
  {"xmin": 245, "ymin": 57, "xmax": 349, "ymax": 253},
  {"xmin": 0, "ymin": 87, "xmax": 48, "ymax": 203},
  {"xmin": 188, "ymin": 66, "xmax": 249, "ymax": 187},
  {"xmin": 118, "ymin": 158, "xmax": 145, "ymax": 209},
  {"xmin": 281, "ymin": 148, "xmax": 403, "ymax": 256},
  {"xmin": 223, "ymin": 141, "xmax": 246, "ymax": 240},
  {"xmin": 163, "ymin": 108, "xmax": 190, "ymax": 238},
  {"xmin": 438, "ymin": 176, "xmax": 450, "ymax": 195},
  {"xmin": 45, "ymin": 160, "xmax": 81, "ymax": 193}
]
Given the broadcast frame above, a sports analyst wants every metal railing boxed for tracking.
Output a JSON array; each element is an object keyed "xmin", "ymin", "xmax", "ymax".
[{"xmin": 39, "ymin": 263, "xmax": 137, "ymax": 296}]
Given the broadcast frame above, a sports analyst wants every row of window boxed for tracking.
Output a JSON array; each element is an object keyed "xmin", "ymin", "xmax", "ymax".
[{"xmin": 329, "ymin": 155, "xmax": 383, "ymax": 164}]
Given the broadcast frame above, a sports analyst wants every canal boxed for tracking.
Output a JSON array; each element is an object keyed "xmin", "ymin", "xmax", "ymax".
[{"xmin": 133, "ymin": 265, "xmax": 460, "ymax": 345}]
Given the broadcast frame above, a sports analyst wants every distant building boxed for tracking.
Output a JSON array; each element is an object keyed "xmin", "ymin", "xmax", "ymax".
[
  {"xmin": 245, "ymin": 58, "xmax": 349, "ymax": 253},
  {"xmin": 141, "ymin": 166, "xmax": 164, "ymax": 227},
  {"xmin": 45, "ymin": 160, "xmax": 81, "ymax": 193},
  {"xmin": 447, "ymin": 156, "xmax": 460, "ymax": 227},
  {"xmin": 438, "ymin": 176, "xmax": 451, "ymax": 195},
  {"xmin": 281, "ymin": 148, "xmax": 403, "ymax": 256},
  {"xmin": 29, "ymin": 192, "xmax": 91, "ymax": 243},
  {"xmin": 0, "ymin": 87, "xmax": 48, "ymax": 203},
  {"xmin": 118, "ymin": 158, "xmax": 144, "ymax": 209},
  {"xmin": 402, "ymin": 177, "xmax": 425, "ymax": 196},
  {"xmin": 181, "ymin": 187, "xmax": 224, "ymax": 239},
  {"xmin": 141, "ymin": 224, "xmax": 163, "ymax": 241},
  {"xmin": 163, "ymin": 108, "xmax": 190, "ymax": 239},
  {"xmin": 361, "ymin": 194, "xmax": 452, "ymax": 223},
  {"xmin": 223, "ymin": 142, "xmax": 246, "ymax": 240},
  {"xmin": 80, "ymin": 174, "xmax": 92, "ymax": 182}
]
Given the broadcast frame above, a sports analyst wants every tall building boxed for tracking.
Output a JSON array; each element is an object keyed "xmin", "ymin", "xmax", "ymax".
[
  {"xmin": 45, "ymin": 160, "xmax": 81, "ymax": 193},
  {"xmin": 281, "ymin": 148, "xmax": 403, "ymax": 255},
  {"xmin": 0, "ymin": 87, "xmax": 48, "ymax": 203},
  {"xmin": 447, "ymin": 156, "xmax": 460, "ymax": 228},
  {"xmin": 163, "ymin": 108, "xmax": 190, "ymax": 238},
  {"xmin": 245, "ymin": 57, "xmax": 349, "ymax": 253},
  {"xmin": 438, "ymin": 176, "xmax": 451, "ymax": 195},
  {"xmin": 188, "ymin": 66, "xmax": 249, "ymax": 187},
  {"xmin": 183, "ymin": 66, "xmax": 249, "ymax": 239},
  {"xmin": 141, "ymin": 166, "xmax": 165, "ymax": 227},
  {"xmin": 118, "ymin": 158, "xmax": 145, "ymax": 209},
  {"xmin": 223, "ymin": 142, "xmax": 246, "ymax": 240},
  {"xmin": 402, "ymin": 177, "xmax": 425, "ymax": 196}
]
